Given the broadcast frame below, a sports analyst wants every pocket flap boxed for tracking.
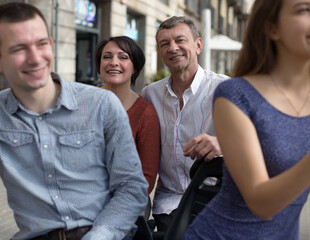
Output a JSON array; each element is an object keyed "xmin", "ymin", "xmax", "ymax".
[
  {"xmin": 0, "ymin": 131, "xmax": 33, "ymax": 146},
  {"xmin": 59, "ymin": 131, "xmax": 95, "ymax": 148}
]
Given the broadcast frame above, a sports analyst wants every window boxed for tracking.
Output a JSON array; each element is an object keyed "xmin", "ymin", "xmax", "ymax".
[
  {"xmin": 125, "ymin": 14, "xmax": 139, "ymax": 41},
  {"xmin": 75, "ymin": 0, "xmax": 100, "ymax": 86},
  {"xmin": 186, "ymin": 0, "xmax": 199, "ymax": 13},
  {"xmin": 218, "ymin": 15, "xmax": 224, "ymax": 33},
  {"xmin": 157, "ymin": 0, "xmax": 168, "ymax": 5},
  {"xmin": 210, "ymin": 6, "xmax": 215, "ymax": 28},
  {"xmin": 75, "ymin": 0, "xmax": 98, "ymax": 28},
  {"xmin": 125, "ymin": 11, "xmax": 146, "ymax": 92}
]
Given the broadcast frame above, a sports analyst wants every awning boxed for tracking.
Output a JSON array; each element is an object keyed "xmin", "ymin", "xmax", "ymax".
[{"xmin": 210, "ymin": 34, "xmax": 242, "ymax": 51}]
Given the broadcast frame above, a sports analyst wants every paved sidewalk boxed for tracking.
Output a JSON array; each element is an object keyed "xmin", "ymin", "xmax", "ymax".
[
  {"xmin": 0, "ymin": 178, "xmax": 309, "ymax": 240},
  {"xmin": 300, "ymin": 195, "xmax": 310, "ymax": 240},
  {"xmin": 0, "ymin": 180, "xmax": 18, "ymax": 240}
]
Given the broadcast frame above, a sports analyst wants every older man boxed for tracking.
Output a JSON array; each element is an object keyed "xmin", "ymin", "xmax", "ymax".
[{"xmin": 142, "ymin": 16, "xmax": 228, "ymax": 231}]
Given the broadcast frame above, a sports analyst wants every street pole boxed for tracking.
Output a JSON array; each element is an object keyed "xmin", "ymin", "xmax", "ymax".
[{"xmin": 200, "ymin": 9, "xmax": 211, "ymax": 70}]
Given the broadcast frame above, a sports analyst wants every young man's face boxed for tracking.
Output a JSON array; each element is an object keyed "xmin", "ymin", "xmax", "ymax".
[
  {"xmin": 0, "ymin": 15, "xmax": 53, "ymax": 95},
  {"xmin": 157, "ymin": 23, "xmax": 202, "ymax": 75}
]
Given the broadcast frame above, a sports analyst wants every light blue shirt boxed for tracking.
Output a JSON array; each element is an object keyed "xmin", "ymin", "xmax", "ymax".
[
  {"xmin": 142, "ymin": 66, "xmax": 228, "ymax": 215},
  {"xmin": 0, "ymin": 73, "xmax": 148, "ymax": 240}
]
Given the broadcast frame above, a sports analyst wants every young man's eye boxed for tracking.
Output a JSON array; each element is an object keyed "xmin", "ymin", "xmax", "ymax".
[
  {"xmin": 13, "ymin": 48, "xmax": 23, "ymax": 52},
  {"xmin": 11, "ymin": 47, "xmax": 25, "ymax": 53},
  {"xmin": 39, "ymin": 42, "xmax": 48, "ymax": 46},
  {"xmin": 37, "ymin": 40, "xmax": 50, "ymax": 48}
]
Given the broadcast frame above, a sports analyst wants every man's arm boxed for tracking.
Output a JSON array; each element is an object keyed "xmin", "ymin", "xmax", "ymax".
[
  {"xmin": 183, "ymin": 133, "xmax": 221, "ymax": 161},
  {"xmin": 82, "ymin": 93, "xmax": 148, "ymax": 240}
]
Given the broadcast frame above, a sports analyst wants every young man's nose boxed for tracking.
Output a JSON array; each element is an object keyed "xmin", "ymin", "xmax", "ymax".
[{"xmin": 27, "ymin": 47, "xmax": 41, "ymax": 65}]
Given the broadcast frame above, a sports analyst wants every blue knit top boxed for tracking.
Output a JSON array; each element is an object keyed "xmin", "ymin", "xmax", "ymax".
[{"xmin": 185, "ymin": 77, "xmax": 310, "ymax": 240}]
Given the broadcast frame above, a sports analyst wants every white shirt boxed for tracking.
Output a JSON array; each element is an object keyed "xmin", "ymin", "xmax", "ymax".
[{"xmin": 142, "ymin": 66, "xmax": 228, "ymax": 214}]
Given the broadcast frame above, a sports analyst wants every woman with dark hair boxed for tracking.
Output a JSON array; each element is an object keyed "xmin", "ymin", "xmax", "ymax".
[
  {"xmin": 185, "ymin": 0, "xmax": 310, "ymax": 239},
  {"xmin": 95, "ymin": 36, "xmax": 160, "ymax": 195}
]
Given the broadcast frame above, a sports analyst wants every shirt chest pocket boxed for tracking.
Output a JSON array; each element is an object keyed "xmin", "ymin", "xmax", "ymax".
[
  {"xmin": 0, "ymin": 131, "xmax": 34, "ymax": 170},
  {"xmin": 59, "ymin": 131, "xmax": 97, "ymax": 171}
]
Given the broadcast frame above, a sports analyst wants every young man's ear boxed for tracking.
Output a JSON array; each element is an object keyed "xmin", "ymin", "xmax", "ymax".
[{"xmin": 50, "ymin": 37, "xmax": 53, "ymax": 48}]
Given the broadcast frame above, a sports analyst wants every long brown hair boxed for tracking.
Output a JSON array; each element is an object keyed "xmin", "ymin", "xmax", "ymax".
[{"xmin": 232, "ymin": 0, "xmax": 284, "ymax": 77}]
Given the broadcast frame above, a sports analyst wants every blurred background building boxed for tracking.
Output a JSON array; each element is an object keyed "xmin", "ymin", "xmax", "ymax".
[
  {"xmin": 0, "ymin": 1, "xmax": 309, "ymax": 239},
  {"xmin": 0, "ymin": 0, "xmax": 254, "ymax": 92}
]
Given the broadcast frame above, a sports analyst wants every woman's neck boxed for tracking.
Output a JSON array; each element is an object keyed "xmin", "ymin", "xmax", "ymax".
[{"xmin": 101, "ymin": 84, "xmax": 139, "ymax": 111}]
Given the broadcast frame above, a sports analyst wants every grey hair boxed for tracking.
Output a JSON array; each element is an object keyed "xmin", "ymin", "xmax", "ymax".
[{"xmin": 156, "ymin": 16, "xmax": 200, "ymax": 43}]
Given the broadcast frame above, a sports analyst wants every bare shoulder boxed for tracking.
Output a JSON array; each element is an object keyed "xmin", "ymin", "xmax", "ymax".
[
  {"xmin": 243, "ymin": 74, "xmax": 271, "ymax": 89},
  {"xmin": 243, "ymin": 74, "xmax": 274, "ymax": 98}
]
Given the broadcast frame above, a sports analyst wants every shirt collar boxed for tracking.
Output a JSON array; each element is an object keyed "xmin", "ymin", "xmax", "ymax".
[
  {"xmin": 7, "ymin": 72, "xmax": 78, "ymax": 115},
  {"xmin": 165, "ymin": 65, "xmax": 204, "ymax": 97},
  {"xmin": 51, "ymin": 72, "xmax": 78, "ymax": 112},
  {"xmin": 190, "ymin": 65, "xmax": 204, "ymax": 95},
  {"xmin": 7, "ymin": 91, "xmax": 20, "ymax": 114},
  {"xmin": 165, "ymin": 77, "xmax": 176, "ymax": 97}
]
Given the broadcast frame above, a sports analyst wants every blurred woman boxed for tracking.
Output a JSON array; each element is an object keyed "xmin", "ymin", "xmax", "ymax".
[
  {"xmin": 95, "ymin": 36, "xmax": 160, "ymax": 195},
  {"xmin": 185, "ymin": 0, "xmax": 310, "ymax": 239}
]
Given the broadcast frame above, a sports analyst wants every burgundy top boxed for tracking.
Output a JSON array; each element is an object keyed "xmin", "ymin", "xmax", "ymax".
[{"xmin": 127, "ymin": 96, "xmax": 160, "ymax": 194}]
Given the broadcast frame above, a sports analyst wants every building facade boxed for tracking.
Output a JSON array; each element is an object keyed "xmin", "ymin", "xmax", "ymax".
[{"xmin": 0, "ymin": 0, "xmax": 253, "ymax": 92}]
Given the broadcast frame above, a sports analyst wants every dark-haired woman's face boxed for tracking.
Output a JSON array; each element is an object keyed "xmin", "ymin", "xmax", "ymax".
[{"xmin": 99, "ymin": 41, "xmax": 134, "ymax": 87}]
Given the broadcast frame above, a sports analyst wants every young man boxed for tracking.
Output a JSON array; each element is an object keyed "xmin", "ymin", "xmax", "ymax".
[
  {"xmin": 0, "ymin": 2, "xmax": 148, "ymax": 240},
  {"xmin": 142, "ymin": 16, "xmax": 228, "ymax": 231}
]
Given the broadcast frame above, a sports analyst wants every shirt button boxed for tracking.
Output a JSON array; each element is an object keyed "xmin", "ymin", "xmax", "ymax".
[
  {"xmin": 54, "ymin": 195, "xmax": 59, "ymax": 199},
  {"xmin": 65, "ymin": 216, "xmax": 70, "ymax": 221},
  {"xmin": 43, "ymin": 144, "xmax": 48, "ymax": 149},
  {"xmin": 76, "ymin": 141, "xmax": 81, "ymax": 145},
  {"xmin": 48, "ymin": 174, "xmax": 53, "ymax": 178},
  {"xmin": 13, "ymin": 139, "xmax": 18, "ymax": 144},
  {"xmin": 38, "ymin": 116, "xmax": 43, "ymax": 120}
]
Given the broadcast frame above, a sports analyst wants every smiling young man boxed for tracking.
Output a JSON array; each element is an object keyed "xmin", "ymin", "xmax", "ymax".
[
  {"xmin": 0, "ymin": 2, "xmax": 148, "ymax": 240},
  {"xmin": 142, "ymin": 16, "xmax": 229, "ymax": 231}
]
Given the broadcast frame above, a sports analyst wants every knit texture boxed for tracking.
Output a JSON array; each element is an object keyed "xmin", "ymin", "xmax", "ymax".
[
  {"xmin": 127, "ymin": 96, "xmax": 160, "ymax": 194},
  {"xmin": 185, "ymin": 77, "xmax": 310, "ymax": 240}
]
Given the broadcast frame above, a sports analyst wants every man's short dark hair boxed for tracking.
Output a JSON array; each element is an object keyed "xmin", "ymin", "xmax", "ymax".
[{"xmin": 0, "ymin": 2, "xmax": 49, "ymax": 35}]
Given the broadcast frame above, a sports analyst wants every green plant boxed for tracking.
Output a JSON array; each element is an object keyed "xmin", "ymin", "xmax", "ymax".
[{"xmin": 150, "ymin": 69, "xmax": 170, "ymax": 82}]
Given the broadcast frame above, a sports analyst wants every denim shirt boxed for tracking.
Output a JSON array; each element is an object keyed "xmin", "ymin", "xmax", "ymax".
[{"xmin": 0, "ymin": 73, "xmax": 148, "ymax": 240}]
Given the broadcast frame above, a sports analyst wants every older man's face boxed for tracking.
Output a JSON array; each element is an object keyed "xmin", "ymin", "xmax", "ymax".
[{"xmin": 157, "ymin": 23, "xmax": 202, "ymax": 75}]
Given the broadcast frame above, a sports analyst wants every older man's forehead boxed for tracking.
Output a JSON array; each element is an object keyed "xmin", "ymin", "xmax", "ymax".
[{"xmin": 157, "ymin": 24, "xmax": 194, "ymax": 40}]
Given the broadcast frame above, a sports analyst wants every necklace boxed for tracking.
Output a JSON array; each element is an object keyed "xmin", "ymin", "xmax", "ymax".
[{"xmin": 270, "ymin": 75, "xmax": 310, "ymax": 116}]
